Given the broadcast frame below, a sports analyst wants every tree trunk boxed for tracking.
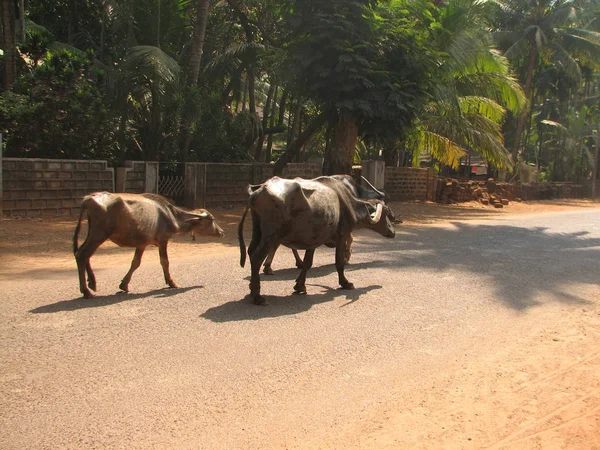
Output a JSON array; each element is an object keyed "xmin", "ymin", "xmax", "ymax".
[
  {"xmin": 274, "ymin": 111, "xmax": 329, "ymax": 176},
  {"xmin": 254, "ymin": 83, "xmax": 275, "ymax": 162},
  {"xmin": 181, "ymin": 0, "xmax": 211, "ymax": 160},
  {"xmin": 2, "ymin": 0, "xmax": 16, "ymax": 91},
  {"xmin": 18, "ymin": 0, "xmax": 24, "ymax": 41},
  {"xmin": 512, "ymin": 40, "xmax": 537, "ymax": 164},
  {"xmin": 265, "ymin": 86, "xmax": 279, "ymax": 163},
  {"xmin": 593, "ymin": 127, "xmax": 599, "ymax": 198},
  {"xmin": 329, "ymin": 111, "xmax": 359, "ymax": 175}
]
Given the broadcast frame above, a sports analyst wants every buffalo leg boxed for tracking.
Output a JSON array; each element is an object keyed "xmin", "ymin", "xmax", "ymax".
[
  {"xmin": 344, "ymin": 234, "xmax": 353, "ymax": 264},
  {"xmin": 158, "ymin": 242, "xmax": 179, "ymax": 288},
  {"xmin": 292, "ymin": 249, "xmax": 304, "ymax": 268},
  {"xmin": 75, "ymin": 237, "xmax": 106, "ymax": 299},
  {"xmin": 336, "ymin": 240, "xmax": 354, "ymax": 290},
  {"xmin": 262, "ymin": 243, "xmax": 280, "ymax": 275},
  {"xmin": 119, "ymin": 247, "xmax": 145, "ymax": 292},
  {"xmin": 293, "ymin": 249, "xmax": 315, "ymax": 294},
  {"xmin": 86, "ymin": 262, "xmax": 96, "ymax": 292},
  {"xmin": 250, "ymin": 241, "xmax": 273, "ymax": 305}
]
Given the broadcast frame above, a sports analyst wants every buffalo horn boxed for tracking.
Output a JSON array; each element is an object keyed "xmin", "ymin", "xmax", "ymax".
[
  {"xmin": 360, "ymin": 176, "xmax": 385, "ymax": 198},
  {"xmin": 368, "ymin": 202, "xmax": 384, "ymax": 224}
]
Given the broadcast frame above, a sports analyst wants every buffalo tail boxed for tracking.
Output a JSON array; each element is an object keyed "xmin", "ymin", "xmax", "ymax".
[
  {"xmin": 238, "ymin": 207, "xmax": 249, "ymax": 267},
  {"xmin": 72, "ymin": 206, "xmax": 86, "ymax": 254}
]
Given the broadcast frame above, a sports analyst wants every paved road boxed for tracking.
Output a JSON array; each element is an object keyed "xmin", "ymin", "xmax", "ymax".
[{"xmin": 1, "ymin": 210, "xmax": 599, "ymax": 449}]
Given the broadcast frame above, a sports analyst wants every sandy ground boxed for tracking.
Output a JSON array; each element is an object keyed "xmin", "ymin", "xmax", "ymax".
[{"xmin": 1, "ymin": 199, "xmax": 599, "ymax": 449}]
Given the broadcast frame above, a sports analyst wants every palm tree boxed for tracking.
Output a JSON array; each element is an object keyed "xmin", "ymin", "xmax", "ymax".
[
  {"xmin": 410, "ymin": 0, "xmax": 526, "ymax": 171},
  {"xmin": 487, "ymin": 0, "xmax": 600, "ymax": 162}
]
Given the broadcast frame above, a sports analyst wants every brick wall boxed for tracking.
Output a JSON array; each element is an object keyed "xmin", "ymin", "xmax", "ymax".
[
  {"xmin": 204, "ymin": 164, "xmax": 269, "ymax": 207},
  {"xmin": 281, "ymin": 163, "xmax": 321, "ymax": 180},
  {"xmin": 2, "ymin": 158, "xmax": 114, "ymax": 217},
  {"xmin": 384, "ymin": 167, "xmax": 436, "ymax": 202},
  {"xmin": 514, "ymin": 182, "xmax": 587, "ymax": 200},
  {"xmin": 123, "ymin": 161, "xmax": 147, "ymax": 193},
  {"xmin": 197, "ymin": 163, "xmax": 321, "ymax": 208}
]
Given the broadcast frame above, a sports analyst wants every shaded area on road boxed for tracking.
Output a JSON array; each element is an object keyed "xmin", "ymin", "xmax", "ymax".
[
  {"xmin": 201, "ymin": 284, "xmax": 382, "ymax": 322},
  {"xmin": 30, "ymin": 285, "xmax": 203, "ymax": 314},
  {"xmin": 351, "ymin": 220, "xmax": 599, "ymax": 311},
  {"xmin": 225, "ymin": 217, "xmax": 599, "ymax": 316}
]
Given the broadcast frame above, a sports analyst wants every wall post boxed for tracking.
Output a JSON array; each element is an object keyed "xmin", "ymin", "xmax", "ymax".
[
  {"xmin": 185, "ymin": 163, "xmax": 207, "ymax": 209},
  {"xmin": 145, "ymin": 162, "xmax": 159, "ymax": 193},
  {"xmin": 115, "ymin": 167, "xmax": 129, "ymax": 192},
  {"xmin": 361, "ymin": 160, "xmax": 385, "ymax": 190}
]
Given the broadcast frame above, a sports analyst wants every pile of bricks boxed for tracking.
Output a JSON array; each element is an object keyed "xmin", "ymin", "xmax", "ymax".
[
  {"xmin": 437, "ymin": 177, "xmax": 513, "ymax": 208},
  {"xmin": 469, "ymin": 179, "xmax": 513, "ymax": 208}
]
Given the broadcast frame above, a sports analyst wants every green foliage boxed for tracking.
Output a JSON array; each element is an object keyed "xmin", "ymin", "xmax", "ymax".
[
  {"xmin": 282, "ymin": 0, "xmax": 435, "ymax": 142},
  {"xmin": 176, "ymin": 88, "xmax": 258, "ymax": 162},
  {"xmin": 0, "ymin": 50, "xmax": 118, "ymax": 162},
  {"xmin": 5, "ymin": 0, "xmax": 598, "ymax": 184}
]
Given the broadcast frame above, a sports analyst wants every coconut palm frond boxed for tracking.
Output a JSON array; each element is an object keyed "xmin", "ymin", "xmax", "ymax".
[
  {"xmin": 503, "ymin": 36, "xmax": 530, "ymax": 60},
  {"xmin": 562, "ymin": 30, "xmax": 600, "ymax": 58},
  {"xmin": 459, "ymin": 71, "xmax": 526, "ymax": 113},
  {"xmin": 124, "ymin": 45, "xmax": 181, "ymax": 86},
  {"xmin": 540, "ymin": 119, "xmax": 568, "ymax": 132},
  {"xmin": 548, "ymin": 42, "xmax": 581, "ymax": 83},
  {"xmin": 459, "ymin": 96, "xmax": 506, "ymax": 122},
  {"xmin": 416, "ymin": 129, "xmax": 467, "ymax": 168},
  {"xmin": 465, "ymin": 128, "xmax": 512, "ymax": 169},
  {"xmin": 542, "ymin": 6, "xmax": 577, "ymax": 28}
]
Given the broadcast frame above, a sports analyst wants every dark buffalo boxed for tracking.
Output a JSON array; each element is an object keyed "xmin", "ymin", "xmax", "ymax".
[
  {"xmin": 262, "ymin": 175, "xmax": 393, "ymax": 274},
  {"xmin": 238, "ymin": 176, "xmax": 396, "ymax": 305}
]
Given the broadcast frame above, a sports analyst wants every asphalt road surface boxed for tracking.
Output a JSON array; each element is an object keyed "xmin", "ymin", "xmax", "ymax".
[{"xmin": 1, "ymin": 209, "xmax": 599, "ymax": 449}]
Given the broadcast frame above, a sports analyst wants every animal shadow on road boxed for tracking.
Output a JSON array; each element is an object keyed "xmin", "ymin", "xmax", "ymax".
[
  {"xmin": 29, "ymin": 285, "xmax": 203, "ymax": 314},
  {"xmin": 200, "ymin": 284, "xmax": 382, "ymax": 322}
]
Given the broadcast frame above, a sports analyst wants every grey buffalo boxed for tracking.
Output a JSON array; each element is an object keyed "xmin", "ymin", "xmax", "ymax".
[
  {"xmin": 261, "ymin": 175, "xmax": 391, "ymax": 274},
  {"xmin": 238, "ymin": 176, "xmax": 396, "ymax": 305},
  {"xmin": 73, "ymin": 192, "xmax": 224, "ymax": 298}
]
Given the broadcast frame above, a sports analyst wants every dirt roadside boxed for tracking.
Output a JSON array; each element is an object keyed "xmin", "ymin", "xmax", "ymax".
[{"xmin": 1, "ymin": 199, "xmax": 599, "ymax": 450}]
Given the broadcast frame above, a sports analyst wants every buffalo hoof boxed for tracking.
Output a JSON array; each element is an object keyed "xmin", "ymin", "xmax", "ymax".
[
  {"xmin": 82, "ymin": 290, "xmax": 95, "ymax": 299},
  {"xmin": 340, "ymin": 282, "xmax": 355, "ymax": 290},
  {"xmin": 167, "ymin": 281, "xmax": 180, "ymax": 289},
  {"xmin": 253, "ymin": 295, "xmax": 268, "ymax": 306},
  {"xmin": 118, "ymin": 282, "xmax": 129, "ymax": 292},
  {"xmin": 263, "ymin": 267, "xmax": 274, "ymax": 275},
  {"xmin": 293, "ymin": 284, "xmax": 307, "ymax": 294}
]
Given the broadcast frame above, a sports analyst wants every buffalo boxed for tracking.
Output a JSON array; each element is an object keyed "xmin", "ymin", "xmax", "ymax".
[
  {"xmin": 261, "ymin": 175, "xmax": 391, "ymax": 274},
  {"xmin": 238, "ymin": 176, "xmax": 396, "ymax": 305},
  {"xmin": 73, "ymin": 192, "xmax": 224, "ymax": 298}
]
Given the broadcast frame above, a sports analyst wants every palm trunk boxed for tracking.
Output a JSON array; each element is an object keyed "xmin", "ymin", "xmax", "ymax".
[
  {"xmin": 182, "ymin": 0, "xmax": 211, "ymax": 161},
  {"xmin": 187, "ymin": 0, "xmax": 210, "ymax": 85},
  {"xmin": 593, "ymin": 127, "xmax": 599, "ymax": 198},
  {"xmin": 2, "ymin": 0, "xmax": 16, "ymax": 91},
  {"xmin": 512, "ymin": 41, "xmax": 537, "ymax": 164}
]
